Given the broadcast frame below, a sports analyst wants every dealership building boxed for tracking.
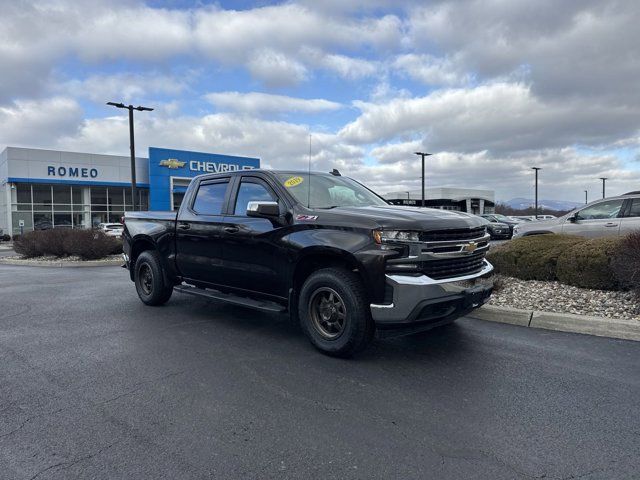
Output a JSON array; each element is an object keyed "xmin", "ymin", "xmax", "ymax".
[
  {"xmin": 0, "ymin": 146, "xmax": 259, "ymax": 236},
  {"xmin": 384, "ymin": 187, "xmax": 496, "ymax": 214}
]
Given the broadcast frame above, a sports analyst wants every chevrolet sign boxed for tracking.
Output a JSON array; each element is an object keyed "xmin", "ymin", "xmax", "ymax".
[{"xmin": 159, "ymin": 158, "xmax": 186, "ymax": 169}]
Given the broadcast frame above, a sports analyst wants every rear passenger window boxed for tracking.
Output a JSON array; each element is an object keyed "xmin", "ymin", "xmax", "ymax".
[
  {"xmin": 192, "ymin": 182, "xmax": 228, "ymax": 215},
  {"xmin": 628, "ymin": 199, "xmax": 640, "ymax": 217}
]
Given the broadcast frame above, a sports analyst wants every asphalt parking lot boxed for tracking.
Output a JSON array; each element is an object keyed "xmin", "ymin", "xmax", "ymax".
[{"xmin": 1, "ymin": 265, "xmax": 639, "ymax": 479}]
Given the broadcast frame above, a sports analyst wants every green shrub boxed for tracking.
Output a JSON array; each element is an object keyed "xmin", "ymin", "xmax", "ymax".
[
  {"xmin": 611, "ymin": 231, "xmax": 640, "ymax": 292},
  {"xmin": 13, "ymin": 229, "xmax": 119, "ymax": 260},
  {"xmin": 556, "ymin": 237, "xmax": 620, "ymax": 290},
  {"xmin": 487, "ymin": 234, "xmax": 585, "ymax": 281}
]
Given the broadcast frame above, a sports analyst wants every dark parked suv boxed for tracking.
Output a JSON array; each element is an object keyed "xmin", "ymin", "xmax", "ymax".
[
  {"xmin": 480, "ymin": 214, "xmax": 518, "ymax": 238},
  {"xmin": 123, "ymin": 170, "xmax": 493, "ymax": 356}
]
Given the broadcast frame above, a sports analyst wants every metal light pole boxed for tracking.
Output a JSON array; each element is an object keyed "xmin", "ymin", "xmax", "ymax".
[
  {"xmin": 414, "ymin": 152, "xmax": 433, "ymax": 208},
  {"xmin": 531, "ymin": 167, "xmax": 541, "ymax": 219},
  {"xmin": 584, "ymin": 190, "xmax": 588, "ymax": 204},
  {"xmin": 599, "ymin": 177, "xmax": 608, "ymax": 199},
  {"xmin": 107, "ymin": 102, "xmax": 154, "ymax": 210}
]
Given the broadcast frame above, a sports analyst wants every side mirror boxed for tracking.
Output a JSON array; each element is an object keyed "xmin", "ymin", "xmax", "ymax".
[
  {"xmin": 568, "ymin": 213, "xmax": 578, "ymax": 223},
  {"xmin": 247, "ymin": 201, "xmax": 280, "ymax": 218}
]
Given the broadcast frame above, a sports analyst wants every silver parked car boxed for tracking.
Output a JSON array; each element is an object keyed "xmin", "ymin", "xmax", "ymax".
[{"xmin": 513, "ymin": 192, "xmax": 640, "ymax": 238}]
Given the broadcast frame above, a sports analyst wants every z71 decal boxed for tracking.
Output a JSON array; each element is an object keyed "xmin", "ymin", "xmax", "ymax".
[{"xmin": 296, "ymin": 215, "xmax": 318, "ymax": 221}]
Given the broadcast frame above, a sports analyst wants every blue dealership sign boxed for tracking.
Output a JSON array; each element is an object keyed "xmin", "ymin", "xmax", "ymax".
[{"xmin": 148, "ymin": 147, "xmax": 260, "ymax": 210}]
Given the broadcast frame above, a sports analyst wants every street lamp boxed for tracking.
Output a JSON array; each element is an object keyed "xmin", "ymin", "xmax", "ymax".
[
  {"xmin": 599, "ymin": 177, "xmax": 608, "ymax": 199},
  {"xmin": 531, "ymin": 167, "xmax": 541, "ymax": 219},
  {"xmin": 414, "ymin": 152, "xmax": 433, "ymax": 208},
  {"xmin": 107, "ymin": 102, "xmax": 154, "ymax": 211}
]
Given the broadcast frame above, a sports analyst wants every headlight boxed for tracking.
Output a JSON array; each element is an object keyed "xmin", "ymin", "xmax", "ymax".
[
  {"xmin": 373, "ymin": 230, "xmax": 420, "ymax": 244},
  {"xmin": 513, "ymin": 225, "xmax": 519, "ymax": 234}
]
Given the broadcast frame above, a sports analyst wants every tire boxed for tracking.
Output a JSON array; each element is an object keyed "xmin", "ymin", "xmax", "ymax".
[
  {"xmin": 134, "ymin": 250, "xmax": 173, "ymax": 306},
  {"xmin": 298, "ymin": 268, "xmax": 374, "ymax": 357}
]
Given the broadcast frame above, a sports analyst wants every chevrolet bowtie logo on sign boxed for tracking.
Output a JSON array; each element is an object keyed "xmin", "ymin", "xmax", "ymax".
[
  {"xmin": 462, "ymin": 241, "xmax": 478, "ymax": 253},
  {"xmin": 159, "ymin": 158, "xmax": 186, "ymax": 169}
]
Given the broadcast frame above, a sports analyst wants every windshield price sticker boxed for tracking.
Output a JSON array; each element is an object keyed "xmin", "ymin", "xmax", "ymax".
[{"xmin": 284, "ymin": 176, "xmax": 304, "ymax": 188}]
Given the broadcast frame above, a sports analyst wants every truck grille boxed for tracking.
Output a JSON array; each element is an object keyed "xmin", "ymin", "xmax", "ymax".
[
  {"xmin": 418, "ymin": 227, "xmax": 485, "ymax": 242},
  {"xmin": 420, "ymin": 252, "xmax": 486, "ymax": 279}
]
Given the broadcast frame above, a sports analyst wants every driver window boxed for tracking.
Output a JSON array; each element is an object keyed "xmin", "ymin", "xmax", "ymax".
[
  {"xmin": 233, "ymin": 180, "xmax": 276, "ymax": 215},
  {"xmin": 576, "ymin": 199, "xmax": 624, "ymax": 220}
]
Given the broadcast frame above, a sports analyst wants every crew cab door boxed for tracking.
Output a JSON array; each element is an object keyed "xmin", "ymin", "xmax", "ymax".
[
  {"xmin": 175, "ymin": 177, "xmax": 232, "ymax": 286},
  {"xmin": 219, "ymin": 175, "xmax": 286, "ymax": 298},
  {"xmin": 619, "ymin": 198, "xmax": 640, "ymax": 235},
  {"xmin": 561, "ymin": 198, "xmax": 624, "ymax": 238}
]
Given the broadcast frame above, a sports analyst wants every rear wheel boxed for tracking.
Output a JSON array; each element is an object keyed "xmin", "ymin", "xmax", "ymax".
[
  {"xmin": 134, "ymin": 250, "xmax": 173, "ymax": 306},
  {"xmin": 298, "ymin": 268, "xmax": 374, "ymax": 357}
]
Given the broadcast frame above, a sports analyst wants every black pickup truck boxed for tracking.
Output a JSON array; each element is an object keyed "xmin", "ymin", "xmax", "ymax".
[{"xmin": 122, "ymin": 169, "xmax": 493, "ymax": 356}]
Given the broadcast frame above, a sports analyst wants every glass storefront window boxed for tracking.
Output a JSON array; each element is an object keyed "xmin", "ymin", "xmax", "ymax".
[
  {"xmin": 108, "ymin": 187, "xmax": 124, "ymax": 205},
  {"xmin": 33, "ymin": 185, "xmax": 52, "ymax": 205},
  {"xmin": 12, "ymin": 212, "xmax": 33, "ymax": 234},
  {"xmin": 72, "ymin": 213, "xmax": 88, "ymax": 229},
  {"xmin": 54, "ymin": 213, "xmax": 72, "ymax": 228},
  {"xmin": 33, "ymin": 212, "xmax": 53, "ymax": 230},
  {"xmin": 72, "ymin": 186, "xmax": 82, "ymax": 205},
  {"xmin": 16, "ymin": 184, "xmax": 31, "ymax": 204},
  {"xmin": 109, "ymin": 211, "xmax": 124, "ymax": 223},
  {"xmin": 53, "ymin": 185, "xmax": 71, "ymax": 204},
  {"xmin": 91, "ymin": 187, "xmax": 107, "ymax": 205},
  {"xmin": 92, "ymin": 213, "xmax": 108, "ymax": 227}
]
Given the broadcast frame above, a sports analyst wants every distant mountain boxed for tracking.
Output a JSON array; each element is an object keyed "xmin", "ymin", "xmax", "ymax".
[{"xmin": 500, "ymin": 198, "xmax": 583, "ymax": 211}]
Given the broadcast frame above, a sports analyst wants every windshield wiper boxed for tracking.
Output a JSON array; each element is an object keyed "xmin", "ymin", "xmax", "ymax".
[{"xmin": 316, "ymin": 205, "xmax": 341, "ymax": 209}]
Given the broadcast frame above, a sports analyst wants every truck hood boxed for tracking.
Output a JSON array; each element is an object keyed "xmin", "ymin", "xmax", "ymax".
[{"xmin": 308, "ymin": 205, "xmax": 485, "ymax": 231}]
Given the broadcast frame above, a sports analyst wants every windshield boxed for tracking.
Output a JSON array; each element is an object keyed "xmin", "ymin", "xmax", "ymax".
[
  {"xmin": 493, "ymin": 214, "xmax": 512, "ymax": 221},
  {"xmin": 276, "ymin": 173, "xmax": 388, "ymax": 208}
]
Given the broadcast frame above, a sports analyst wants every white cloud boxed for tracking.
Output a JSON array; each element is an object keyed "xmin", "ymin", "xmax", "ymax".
[
  {"xmin": 205, "ymin": 91, "xmax": 341, "ymax": 115},
  {"xmin": 0, "ymin": 97, "xmax": 83, "ymax": 147},
  {"xmin": 55, "ymin": 111, "xmax": 364, "ymax": 174},
  {"xmin": 246, "ymin": 50, "xmax": 309, "ymax": 87},
  {"xmin": 392, "ymin": 53, "xmax": 472, "ymax": 87},
  {"xmin": 60, "ymin": 73, "xmax": 189, "ymax": 103},
  {"xmin": 303, "ymin": 48, "xmax": 379, "ymax": 79},
  {"xmin": 340, "ymin": 82, "xmax": 640, "ymax": 153}
]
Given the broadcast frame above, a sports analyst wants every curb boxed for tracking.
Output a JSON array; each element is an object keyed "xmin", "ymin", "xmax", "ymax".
[
  {"xmin": 468, "ymin": 304, "xmax": 640, "ymax": 342},
  {"xmin": 0, "ymin": 258, "xmax": 122, "ymax": 268}
]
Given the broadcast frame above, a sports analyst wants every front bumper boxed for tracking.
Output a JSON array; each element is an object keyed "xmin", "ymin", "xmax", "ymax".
[{"xmin": 370, "ymin": 260, "xmax": 493, "ymax": 330}]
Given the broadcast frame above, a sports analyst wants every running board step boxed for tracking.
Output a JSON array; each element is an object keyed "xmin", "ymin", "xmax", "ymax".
[{"xmin": 174, "ymin": 285, "xmax": 285, "ymax": 313}]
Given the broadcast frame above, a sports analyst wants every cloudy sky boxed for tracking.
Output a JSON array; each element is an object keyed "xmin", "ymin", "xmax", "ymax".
[{"xmin": 1, "ymin": 0, "xmax": 639, "ymax": 202}]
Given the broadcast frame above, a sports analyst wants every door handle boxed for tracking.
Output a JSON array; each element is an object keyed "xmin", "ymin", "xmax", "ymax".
[
  {"xmin": 604, "ymin": 223, "xmax": 618, "ymax": 227},
  {"xmin": 177, "ymin": 223, "xmax": 191, "ymax": 230},
  {"xmin": 223, "ymin": 226, "xmax": 240, "ymax": 234}
]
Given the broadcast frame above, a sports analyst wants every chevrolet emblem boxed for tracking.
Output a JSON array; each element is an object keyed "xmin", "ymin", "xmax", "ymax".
[
  {"xmin": 159, "ymin": 158, "xmax": 186, "ymax": 169},
  {"xmin": 462, "ymin": 241, "xmax": 478, "ymax": 253}
]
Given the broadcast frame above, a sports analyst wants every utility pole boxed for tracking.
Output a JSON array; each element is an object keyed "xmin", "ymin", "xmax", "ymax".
[
  {"xmin": 107, "ymin": 102, "xmax": 154, "ymax": 210},
  {"xmin": 599, "ymin": 177, "xmax": 608, "ymax": 199},
  {"xmin": 531, "ymin": 167, "xmax": 541, "ymax": 219},
  {"xmin": 414, "ymin": 152, "xmax": 433, "ymax": 208},
  {"xmin": 584, "ymin": 190, "xmax": 588, "ymax": 204}
]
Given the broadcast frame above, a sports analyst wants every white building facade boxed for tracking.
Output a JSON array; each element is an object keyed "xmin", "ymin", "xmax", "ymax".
[{"xmin": 385, "ymin": 187, "xmax": 495, "ymax": 214}]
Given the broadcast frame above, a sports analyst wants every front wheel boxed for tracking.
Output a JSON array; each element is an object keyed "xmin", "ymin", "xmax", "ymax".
[
  {"xmin": 298, "ymin": 268, "xmax": 374, "ymax": 357},
  {"xmin": 134, "ymin": 250, "xmax": 173, "ymax": 306}
]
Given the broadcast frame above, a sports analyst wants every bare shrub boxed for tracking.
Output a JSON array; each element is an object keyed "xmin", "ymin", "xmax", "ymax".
[{"xmin": 611, "ymin": 231, "xmax": 640, "ymax": 293}]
